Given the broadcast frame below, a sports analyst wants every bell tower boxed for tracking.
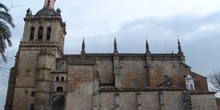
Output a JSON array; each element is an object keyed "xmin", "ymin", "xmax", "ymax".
[
  {"xmin": 44, "ymin": 0, "xmax": 56, "ymax": 9},
  {"xmin": 5, "ymin": 0, "xmax": 66, "ymax": 110},
  {"xmin": 22, "ymin": 0, "xmax": 66, "ymax": 52}
]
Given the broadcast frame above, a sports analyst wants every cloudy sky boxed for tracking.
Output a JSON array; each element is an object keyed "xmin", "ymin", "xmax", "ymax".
[{"xmin": 1, "ymin": 0, "xmax": 220, "ymax": 108}]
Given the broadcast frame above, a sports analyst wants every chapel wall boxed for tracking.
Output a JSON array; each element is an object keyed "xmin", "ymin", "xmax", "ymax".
[
  {"xmin": 66, "ymin": 65, "xmax": 94, "ymax": 110},
  {"xmin": 96, "ymin": 60, "xmax": 114, "ymax": 83},
  {"xmin": 119, "ymin": 60, "xmax": 147, "ymax": 88},
  {"xmin": 99, "ymin": 90, "xmax": 185, "ymax": 110},
  {"xmin": 151, "ymin": 60, "xmax": 189, "ymax": 87},
  {"xmin": 171, "ymin": 72, "xmax": 208, "ymax": 91}
]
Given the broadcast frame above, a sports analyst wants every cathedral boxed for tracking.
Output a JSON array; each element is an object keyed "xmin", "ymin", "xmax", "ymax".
[{"xmin": 4, "ymin": 0, "xmax": 218, "ymax": 110}]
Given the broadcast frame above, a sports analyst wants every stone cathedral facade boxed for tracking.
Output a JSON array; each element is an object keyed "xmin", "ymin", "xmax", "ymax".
[{"xmin": 4, "ymin": 0, "xmax": 218, "ymax": 110}]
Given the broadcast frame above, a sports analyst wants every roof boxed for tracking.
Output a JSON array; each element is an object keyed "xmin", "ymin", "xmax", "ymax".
[
  {"xmin": 187, "ymin": 90, "xmax": 216, "ymax": 94},
  {"xmin": 36, "ymin": 8, "xmax": 57, "ymax": 16},
  {"xmin": 158, "ymin": 71, "xmax": 207, "ymax": 87}
]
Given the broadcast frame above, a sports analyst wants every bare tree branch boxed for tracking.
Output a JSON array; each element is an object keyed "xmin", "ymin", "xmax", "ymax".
[
  {"xmin": 208, "ymin": 70, "xmax": 220, "ymax": 92},
  {"xmin": 8, "ymin": 2, "xmax": 24, "ymax": 11}
]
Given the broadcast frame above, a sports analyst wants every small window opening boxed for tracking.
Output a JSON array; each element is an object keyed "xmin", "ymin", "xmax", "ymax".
[
  {"xmin": 66, "ymin": 62, "xmax": 68, "ymax": 69},
  {"xmin": 61, "ymin": 77, "xmax": 64, "ymax": 81},
  {"xmin": 38, "ymin": 26, "xmax": 43, "ymax": 39},
  {"xmin": 31, "ymin": 91, "xmax": 35, "ymax": 97},
  {"xmin": 56, "ymin": 77, "xmax": 59, "ymax": 81},
  {"xmin": 163, "ymin": 75, "xmax": 168, "ymax": 82},
  {"xmin": 47, "ymin": 0, "xmax": 50, "ymax": 7},
  {"xmin": 30, "ymin": 27, "xmax": 35, "ymax": 40},
  {"xmin": 46, "ymin": 27, "xmax": 51, "ymax": 40},
  {"xmin": 132, "ymin": 79, "xmax": 135, "ymax": 88},
  {"xmin": 57, "ymin": 87, "xmax": 63, "ymax": 92},
  {"xmin": 190, "ymin": 84, "xmax": 194, "ymax": 90}
]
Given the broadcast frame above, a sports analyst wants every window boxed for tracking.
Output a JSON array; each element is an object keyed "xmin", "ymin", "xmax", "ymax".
[
  {"xmin": 66, "ymin": 62, "xmax": 68, "ymax": 69},
  {"xmin": 30, "ymin": 103, "xmax": 34, "ymax": 110},
  {"xmin": 38, "ymin": 26, "xmax": 43, "ymax": 39},
  {"xmin": 61, "ymin": 77, "xmax": 64, "ymax": 81},
  {"xmin": 30, "ymin": 27, "xmax": 35, "ymax": 40},
  {"xmin": 31, "ymin": 91, "xmax": 35, "ymax": 97},
  {"xmin": 56, "ymin": 77, "xmax": 59, "ymax": 81},
  {"xmin": 46, "ymin": 27, "xmax": 51, "ymax": 39},
  {"xmin": 190, "ymin": 84, "xmax": 194, "ymax": 90},
  {"xmin": 47, "ymin": 0, "xmax": 50, "ymax": 7},
  {"xmin": 57, "ymin": 87, "xmax": 63, "ymax": 92},
  {"xmin": 163, "ymin": 75, "xmax": 168, "ymax": 82},
  {"xmin": 132, "ymin": 79, "xmax": 135, "ymax": 88}
]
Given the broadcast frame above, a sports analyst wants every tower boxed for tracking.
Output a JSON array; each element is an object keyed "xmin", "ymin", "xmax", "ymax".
[
  {"xmin": 5, "ymin": 0, "xmax": 66, "ymax": 110},
  {"xmin": 44, "ymin": 0, "xmax": 56, "ymax": 9},
  {"xmin": 185, "ymin": 74, "xmax": 195, "ymax": 91}
]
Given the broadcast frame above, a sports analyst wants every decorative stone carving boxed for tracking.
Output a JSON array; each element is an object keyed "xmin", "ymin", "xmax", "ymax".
[{"xmin": 183, "ymin": 93, "xmax": 192, "ymax": 110}]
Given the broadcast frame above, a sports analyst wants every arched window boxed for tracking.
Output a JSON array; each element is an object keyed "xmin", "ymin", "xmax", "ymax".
[
  {"xmin": 57, "ymin": 87, "xmax": 63, "ymax": 92},
  {"xmin": 163, "ymin": 75, "xmax": 168, "ymax": 82},
  {"xmin": 61, "ymin": 77, "xmax": 64, "ymax": 81},
  {"xmin": 56, "ymin": 77, "xmax": 59, "ymax": 81},
  {"xmin": 190, "ymin": 84, "xmax": 194, "ymax": 90},
  {"xmin": 47, "ymin": 0, "xmax": 50, "ymax": 7},
  {"xmin": 38, "ymin": 26, "xmax": 43, "ymax": 39},
  {"xmin": 46, "ymin": 27, "xmax": 51, "ymax": 40},
  {"xmin": 30, "ymin": 27, "xmax": 35, "ymax": 40},
  {"xmin": 132, "ymin": 79, "xmax": 135, "ymax": 88}
]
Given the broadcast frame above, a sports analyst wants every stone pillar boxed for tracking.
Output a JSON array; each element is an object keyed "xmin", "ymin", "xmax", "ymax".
[
  {"xmin": 93, "ymin": 71, "xmax": 100, "ymax": 110},
  {"xmin": 183, "ymin": 92, "xmax": 192, "ymax": 110},
  {"xmin": 137, "ymin": 93, "xmax": 141, "ymax": 110},
  {"xmin": 159, "ymin": 91, "xmax": 164, "ymax": 110},
  {"xmin": 113, "ymin": 38, "xmax": 121, "ymax": 88},
  {"xmin": 146, "ymin": 55, "xmax": 152, "ymax": 87},
  {"xmin": 35, "ymin": 48, "xmax": 55, "ymax": 110},
  {"xmin": 145, "ymin": 39, "xmax": 153, "ymax": 87},
  {"xmin": 113, "ymin": 54, "xmax": 121, "ymax": 88},
  {"xmin": 115, "ymin": 93, "xmax": 120, "ymax": 110}
]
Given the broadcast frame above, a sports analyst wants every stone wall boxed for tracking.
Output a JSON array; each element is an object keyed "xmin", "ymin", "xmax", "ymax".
[
  {"xmin": 191, "ymin": 93, "xmax": 217, "ymax": 110},
  {"xmin": 66, "ymin": 65, "xmax": 95, "ymax": 110},
  {"xmin": 216, "ymin": 98, "xmax": 220, "ymax": 110},
  {"xmin": 96, "ymin": 60, "xmax": 114, "ymax": 83},
  {"xmin": 165, "ymin": 71, "xmax": 209, "ymax": 91},
  {"xmin": 120, "ymin": 60, "xmax": 146, "ymax": 88},
  {"xmin": 99, "ymin": 90, "xmax": 185, "ymax": 110},
  {"xmin": 151, "ymin": 60, "xmax": 189, "ymax": 87}
]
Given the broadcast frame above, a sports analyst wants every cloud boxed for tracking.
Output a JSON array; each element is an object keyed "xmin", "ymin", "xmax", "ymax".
[
  {"xmin": 0, "ymin": 81, "xmax": 8, "ymax": 109},
  {"xmin": 64, "ymin": 9, "xmax": 220, "ymax": 77}
]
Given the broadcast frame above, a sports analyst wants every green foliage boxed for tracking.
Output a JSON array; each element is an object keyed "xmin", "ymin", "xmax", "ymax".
[{"xmin": 0, "ymin": 3, "xmax": 15, "ymax": 62}]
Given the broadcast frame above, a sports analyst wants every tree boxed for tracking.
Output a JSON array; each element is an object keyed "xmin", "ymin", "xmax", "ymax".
[
  {"xmin": 208, "ymin": 71, "xmax": 220, "ymax": 92},
  {"xmin": 0, "ymin": 3, "xmax": 15, "ymax": 62}
]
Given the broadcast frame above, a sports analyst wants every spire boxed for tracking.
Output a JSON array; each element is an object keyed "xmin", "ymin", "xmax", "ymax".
[
  {"xmin": 114, "ymin": 38, "xmax": 118, "ymax": 54},
  {"xmin": 81, "ymin": 38, "xmax": 86, "ymax": 57},
  {"xmin": 178, "ymin": 39, "xmax": 184, "ymax": 55},
  {"xmin": 44, "ymin": 0, "xmax": 56, "ymax": 9},
  {"xmin": 146, "ymin": 39, "xmax": 151, "ymax": 55}
]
